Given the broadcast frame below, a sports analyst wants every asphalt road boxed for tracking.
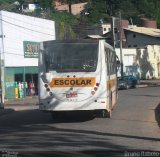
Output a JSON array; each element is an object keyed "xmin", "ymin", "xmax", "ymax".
[{"xmin": 0, "ymin": 86, "xmax": 160, "ymax": 157}]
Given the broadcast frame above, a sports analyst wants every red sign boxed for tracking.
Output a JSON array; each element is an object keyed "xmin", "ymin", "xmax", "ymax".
[{"xmin": 66, "ymin": 92, "xmax": 78, "ymax": 98}]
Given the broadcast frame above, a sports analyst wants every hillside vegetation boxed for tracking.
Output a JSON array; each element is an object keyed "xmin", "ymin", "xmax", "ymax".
[{"xmin": 0, "ymin": 0, "xmax": 160, "ymax": 39}]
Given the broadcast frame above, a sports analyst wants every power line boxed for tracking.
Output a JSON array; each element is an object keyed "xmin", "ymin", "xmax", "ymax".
[
  {"xmin": 0, "ymin": 18, "xmax": 55, "ymax": 37},
  {"xmin": 4, "ymin": 24, "xmax": 54, "ymax": 40},
  {"xmin": 1, "ymin": 13, "xmax": 55, "ymax": 31},
  {"xmin": 4, "ymin": 51, "xmax": 25, "ymax": 56}
]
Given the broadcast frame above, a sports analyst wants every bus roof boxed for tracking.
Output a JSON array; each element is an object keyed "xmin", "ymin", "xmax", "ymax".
[
  {"xmin": 42, "ymin": 39, "xmax": 115, "ymax": 52},
  {"xmin": 86, "ymin": 35, "xmax": 107, "ymax": 39},
  {"xmin": 42, "ymin": 39, "xmax": 99, "ymax": 45}
]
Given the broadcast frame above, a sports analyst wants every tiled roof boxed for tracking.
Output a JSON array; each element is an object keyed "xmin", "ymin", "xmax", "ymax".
[{"xmin": 124, "ymin": 27, "xmax": 160, "ymax": 38}]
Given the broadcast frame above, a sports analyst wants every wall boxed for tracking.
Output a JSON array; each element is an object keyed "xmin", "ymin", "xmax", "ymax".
[
  {"xmin": 102, "ymin": 24, "xmax": 111, "ymax": 34},
  {"xmin": 138, "ymin": 45, "xmax": 160, "ymax": 79},
  {"xmin": 71, "ymin": 3, "xmax": 87, "ymax": 15},
  {"xmin": 0, "ymin": 11, "xmax": 56, "ymax": 67},
  {"xmin": 116, "ymin": 48, "xmax": 137, "ymax": 77},
  {"xmin": 55, "ymin": 2, "xmax": 87, "ymax": 15},
  {"xmin": 0, "ymin": 11, "xmax": 55, "ymax": 99},
  {"xmin": 125, "ymin": 32, "xmax": 160, "ymax": 47},
  {"xmin": 116, "ymin": 46, "xmax": 160, "ymax": 79}
]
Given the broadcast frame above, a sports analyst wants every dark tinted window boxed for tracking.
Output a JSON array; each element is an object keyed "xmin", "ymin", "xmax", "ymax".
[
  {"xmin": 105, "ymin": 48, "xmax": 116, "ymax": 75},
  {"xmin": 44, "ymin": 42, "xmax": 98, "ymax": 72}
]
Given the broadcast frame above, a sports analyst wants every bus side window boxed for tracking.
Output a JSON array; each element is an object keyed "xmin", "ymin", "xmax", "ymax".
[
  {"xmin": 105, "ymin": 48, "xmax": 116, "ymax": 76},
  {"xmin": 105, "ymin": 48, "xmax": 110, "ymax": 75},
  {"xmin": 111, "ymin": 51, "xmax": 116, "ymax": 74}
]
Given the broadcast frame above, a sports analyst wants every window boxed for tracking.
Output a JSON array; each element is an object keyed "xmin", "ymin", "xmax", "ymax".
[
  {"xmin": 105, "ymin": 48, "xmax": 116, "ymax": 75},
  {"xmin": 23, "ymin": 4, "xmax": 29, "ymax": 9},
  {"xmin": 114, "ymin": 28, "xmax": 118, "ymax": 33},
  {"xmin": 45, "ymin": 42, "xmax": 98, "ymax": 72}
]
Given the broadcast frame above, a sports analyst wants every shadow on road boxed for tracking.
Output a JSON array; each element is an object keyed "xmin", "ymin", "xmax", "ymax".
[
  {"xmin": 0, "ymin": 150, "xmax": 128, "ymax": 157},
  {"xmin": 126, "ymin": 94, "xmax": 160, "ymax": 97},
  {"xmin": 17, "ymin": 150, "xmax": 128, "ymax": 157},
  {"xmin": 1, "ymin": 109, "xmax": 160, "ymax": 156},
  {"xmin": 0, "ymin": 108, "xmax": 15, "ymax": 117},
  {"xmin": 155, "ymin": 103, "xmax": 160, "ymax": 127},
  {"xmin": 0, "ymin": 109, "xmax": 95, "ymax": 127}
]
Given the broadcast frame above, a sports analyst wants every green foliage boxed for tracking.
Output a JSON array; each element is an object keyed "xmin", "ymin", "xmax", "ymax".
[
  {"xmin": 49, "ymin": 10, "xmax": 78, "ymax": 39},
  {"xmin": 105, "ymin": 0, "xmax": 160, "ymax": 27},
  {"xmin": 0, "ymin": 0, "xmax": 15, "ymax": 5},
  {"xmin": 0, "ymin": 0, "xmax": 160, "ymax": 30},
  {"xmin": 84, "ymin": 0, "xmax": 109, "ymax": 24},
  {"xmin": 36, "ymin": 0, "xmax": 53, "ymax": 9}
]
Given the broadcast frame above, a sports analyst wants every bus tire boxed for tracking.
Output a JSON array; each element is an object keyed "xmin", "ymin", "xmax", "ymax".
[{"xmin": 101, "ymin": 109, "xmax": 111, "ymax": 118}]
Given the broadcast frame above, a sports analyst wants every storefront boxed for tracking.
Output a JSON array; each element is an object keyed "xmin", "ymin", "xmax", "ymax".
[{"xmin": 5, "ymin": 67, "xmax": 38, "ymax": 99}]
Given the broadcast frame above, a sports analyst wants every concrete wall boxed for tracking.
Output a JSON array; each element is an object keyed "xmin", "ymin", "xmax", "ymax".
[
  {"xmin": 116, "ymin": 45, "xmax": 160, "ymax": 79},
  {"xmin": 0, "ymin": 11, "xmax": 55, "ymax": 67},
  {"xmin": 102, "ymin": 24, "xmax": 111, "ymax": 35},
  {"xmin": 55, "ymin": 2, "xmax": 87, "ymax": 15},
  {"xmin": 140, "ymin": 45, "xmax": 160, "ymax": 79},
  {"xmin": 125, "ymin": 32, "xmax": 160, "ymax": 47},
  {"xmin": 116, "ymin": 48, "xmax": 137, "ymax": 77}
]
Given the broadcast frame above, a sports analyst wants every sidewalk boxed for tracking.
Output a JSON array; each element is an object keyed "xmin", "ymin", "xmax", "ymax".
[
  {"xmin": 137, "ymin": 79, "xmax": 160, "ymax": 88},
  {"xmin": 140, "ymin": 79, "xmax": 160, "ymax": 85},
  {"xmin": 4, "ymin": 96, "xmax": 39, "ymax": 111}
]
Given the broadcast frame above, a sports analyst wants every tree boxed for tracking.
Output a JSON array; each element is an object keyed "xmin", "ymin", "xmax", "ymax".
[
  {"xmin": 0, "ymin": 0, "xmax": 160, "ymax": 27},
  {"xmin": 105, "ymin": 0, "xmax": 160, "ymax": 27},
  {"xmin": 81, "ymin": 0, "xmax": 110, "ymax": 24},
  {"xmin": 36, "ymin": 0, "xmax": 53, "ymax": 9},
  {"xmin": 50, "ymin": 10, "xmax": 78, "ymax": 39}
]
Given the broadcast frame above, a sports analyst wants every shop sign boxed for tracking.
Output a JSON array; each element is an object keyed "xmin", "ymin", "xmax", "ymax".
[{"xmin": 23, "ymin": 41, "xmax": 40, "ymax": 58}]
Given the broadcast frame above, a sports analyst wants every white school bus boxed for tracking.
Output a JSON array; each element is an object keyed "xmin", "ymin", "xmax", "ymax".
[{"xmin": 39, "ymin": 39, "xmax": 118, "ymax": 118}]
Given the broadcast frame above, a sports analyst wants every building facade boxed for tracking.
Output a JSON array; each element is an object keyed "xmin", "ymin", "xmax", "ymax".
[
  {"xmin": 116, "ymin": 45, "xmax": 160, "ymax": 79},
  {"xmin": 0, "ymin": 11, "xmax": 55, "ymax": 99},
  {"xmin": 54, "ymin": 1, "xmax": 87, "ymax": 15}
]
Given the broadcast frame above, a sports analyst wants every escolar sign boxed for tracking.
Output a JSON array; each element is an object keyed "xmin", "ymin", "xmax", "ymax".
[{"xmin": 49, "ymin": 77, "xmax": 96, "ymax": 88}]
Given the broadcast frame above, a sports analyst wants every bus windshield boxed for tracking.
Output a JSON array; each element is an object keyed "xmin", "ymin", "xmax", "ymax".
[{"xmin": 44, "ymin": 42, "xmax": 98, "ymax": 72}]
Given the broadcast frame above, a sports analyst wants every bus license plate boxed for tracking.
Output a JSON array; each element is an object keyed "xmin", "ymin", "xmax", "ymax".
[{"xmin": 66, "ymin": 92, "xmax": 78, "ymax": 98}]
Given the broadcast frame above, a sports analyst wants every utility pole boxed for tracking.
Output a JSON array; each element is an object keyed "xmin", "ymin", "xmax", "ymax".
[
  {"xmin": 68, "ymin": 0, "xmax": 72, "ymax": 14},
  {"xmin": 119, "ymin": 11, "xmax": 123, "ymax": 77},
  {"xmin": 0, "ymin": 50, "xmax": 4, "ymax": 109}
]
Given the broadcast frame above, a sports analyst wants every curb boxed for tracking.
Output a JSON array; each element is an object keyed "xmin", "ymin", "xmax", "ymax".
[
  {"xmin": 4, "ymin": 104, "xmax": 39, "ymax": 111},
  {"xmin": 136, "ymin": 84, "xmax": 148, "ymax": 88},
  {"xmin": 137, "ymin": 83, "xmax": 160, "ymax": 88}
]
